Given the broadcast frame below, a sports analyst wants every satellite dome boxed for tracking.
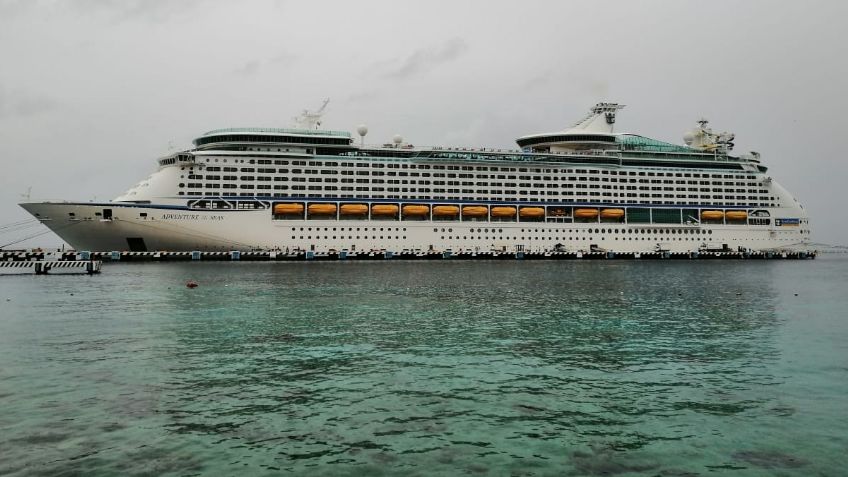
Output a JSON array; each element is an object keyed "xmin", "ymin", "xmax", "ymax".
[
  {"xmin": 393, "ymin": 134, "xmax": 403, "ymax": 145},
  {"xmin": 357, "ymin": 124, "xmax": 368, "ymax": 137},
  {"xmin": 683, "ymin": 130, "xmax": 696, "ymax": 146}
]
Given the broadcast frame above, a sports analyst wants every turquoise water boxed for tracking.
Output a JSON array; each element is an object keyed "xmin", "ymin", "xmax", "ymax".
[{"xmin": 1, "ymin": 257, "xmax": 847, "ymax": 476}]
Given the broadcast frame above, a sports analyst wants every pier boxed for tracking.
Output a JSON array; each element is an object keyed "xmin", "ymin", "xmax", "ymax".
[
  {"xmin": 0, "ymin": 259, "xmax": 101, "ymax": 275},
  {"xmin": 1, "ymin": 249, "xmax": 816, "ymax": 264}
]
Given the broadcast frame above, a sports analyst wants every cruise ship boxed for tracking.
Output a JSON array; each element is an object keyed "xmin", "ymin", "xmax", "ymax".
[{"xmin": 19, "ymin": 102, "xmax": 812, "ymax": 254}]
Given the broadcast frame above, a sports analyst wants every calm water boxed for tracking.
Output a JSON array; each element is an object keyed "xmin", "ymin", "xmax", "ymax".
[{"xmin": 1, "ymin": 257, "xmax": 847, "ymax": 476}]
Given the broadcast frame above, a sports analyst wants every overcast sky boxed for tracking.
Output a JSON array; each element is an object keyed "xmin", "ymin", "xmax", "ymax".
[{"xmin": 1, "ymin": 0, "xmax": 846, "ymax": 247}]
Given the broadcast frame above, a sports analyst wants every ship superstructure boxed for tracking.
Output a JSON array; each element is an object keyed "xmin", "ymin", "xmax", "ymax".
[{"xmin": 20, "ymin": 103, "xmax": 811, "ymax": 253}]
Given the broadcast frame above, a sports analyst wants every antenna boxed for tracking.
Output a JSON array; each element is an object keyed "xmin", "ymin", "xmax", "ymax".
[{"xmin": 20, "ymin": 187, "xmax": 32, "ymax": 201}]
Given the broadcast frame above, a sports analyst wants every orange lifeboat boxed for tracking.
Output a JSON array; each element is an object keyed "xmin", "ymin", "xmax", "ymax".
[
  {"xmin": 701, "ymin": 210, "xmax": 724, "ymax": 221},
  {"xmin": 462, "ymin": 206, "xmax": 488, "ymax": 217},
  {"xmin": 307, "ymin": 203, "xmax": 337, "ymax": 215},
  {"xmin": 519, "ymin": 207, "xmax": 545, "ymax": 218},
  {"xmin": 371, "ymin": 204, "xmax": 399, "ymax": 216},
  {"xmin": 273, "ymin": 203, "xmax": 304, "ymax": 215},
  {"xmin": 725, "ymin": 210, "xmax": 748, "ymax": 221},
  {"xmin": 432, "ymin": 205, "xmax": 460, "ymax": 217},
  {"xmin": 600, "ymin": 208, "xmax": 624, "ymax": 219},
  {"xmin": 339, "ymin": 204, "xmax": 368, "ymax": 215},
  {"xmin": 574, "ymin": 208, "xmax": 599, "ymax": 219},
  {"xmin": 402, "ymin": 205, "xmax": 430, "ymax": 216},
  {"xmin": 490, "ymin": 206, "xmax": 517, "ymax": 218}
]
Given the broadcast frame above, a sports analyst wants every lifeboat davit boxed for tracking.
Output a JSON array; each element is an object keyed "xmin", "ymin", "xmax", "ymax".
[
  {"xmin": 371, "ymin": 204, "xmax": 399, "ymax": 216},
  {"xmin": 574, "ymin": 208, "xmax": 599, "ymax": 219},
  {"xmin": 701, "ymin": 210, "xmax": 724, "ymax": 220},
  {"xmin": 273, "ymin": 203, "xmax": 304, "ymax": 215},
  {"xmin": 600, "ymin": 208, "xmax": 625, "ymax": 219},
  {"xmin": 339, "ymin": 204, "xmax": 368, "ymax": 215},
  {"xmin": 490, "ymin": 206, "xmax": 517, "ymax": 217},
  {"xmin": 725, "ymin": 210, "xmax": 748, "ymax": 221},
  {"xmin": 402, "ymin": 205, "xmax": 430, "ymax": 216},
  {"xmin": 307, "ymin": 203, "xmax": 337, "ymax": 215},
  {"xmin": 462, "ymin": 206, "xmax": 488, "ymax": 217},
  {"xmin": 519, "ymin": 207, "xmax": 545, "ymax": 218},
  {"xmin": 433, "ymin": 205, "xmax": 460, "ymax": 216}
]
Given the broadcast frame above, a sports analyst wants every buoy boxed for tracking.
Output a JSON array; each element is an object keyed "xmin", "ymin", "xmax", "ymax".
[{"xmin": 186, "ymin": 280, "xmax": 198, "ymax": 288}]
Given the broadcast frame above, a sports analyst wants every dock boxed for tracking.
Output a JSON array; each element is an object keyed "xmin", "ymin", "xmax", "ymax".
[
  {"xmin": 0, "ymin": 259, "xmax": 101, "ymax": 275},
  {"xmin": 1, "ymin": 249, "xmax": 816, "ymax": 264}
]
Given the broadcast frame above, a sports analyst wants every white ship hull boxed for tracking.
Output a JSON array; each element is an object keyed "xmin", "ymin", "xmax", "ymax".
[{"xmin": 20, "ymin": 201, "xmax": 810, "ymax": 254}]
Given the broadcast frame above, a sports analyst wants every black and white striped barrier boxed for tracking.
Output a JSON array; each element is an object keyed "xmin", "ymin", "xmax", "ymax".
[{"xmin": 0, "ymin": 260, "xmax": 101, "ymax": 275}]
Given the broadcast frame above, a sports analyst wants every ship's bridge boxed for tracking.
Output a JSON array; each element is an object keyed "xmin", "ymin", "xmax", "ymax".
[{"xmin": 193, "ymin": 127, "xmax": 353, "ymax": 149}]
